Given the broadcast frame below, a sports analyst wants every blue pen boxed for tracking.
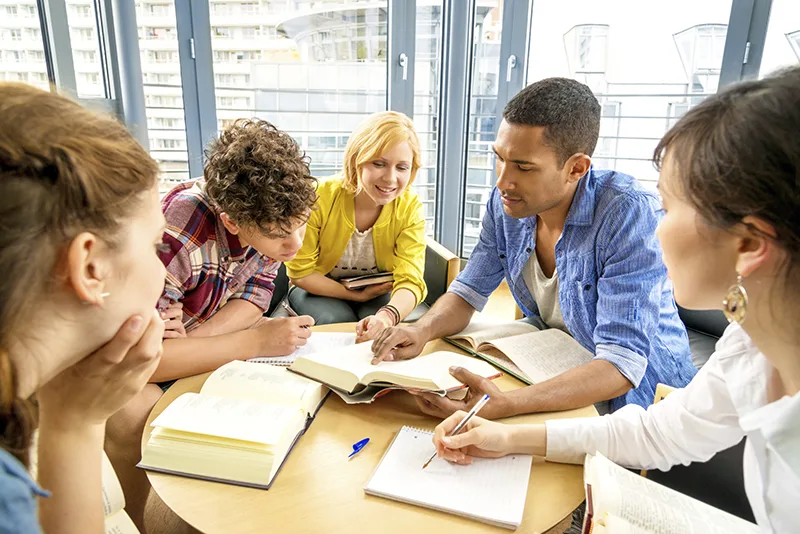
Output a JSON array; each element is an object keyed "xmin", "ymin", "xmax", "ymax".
[{"xmin": 349, "ymin": 438, "xmax": 370, "ymax": 458}]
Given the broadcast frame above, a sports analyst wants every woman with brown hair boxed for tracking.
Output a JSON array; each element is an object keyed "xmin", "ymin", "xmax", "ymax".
[
  {"xmin": 431, "ymin": 66, "xmax": 800, "ymax": 532},
  {"xmin": 0, "ymin": 83, "xmax": 165, "ymax": 533}
]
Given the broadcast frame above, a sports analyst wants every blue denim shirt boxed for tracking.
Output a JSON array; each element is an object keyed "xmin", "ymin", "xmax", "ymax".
[
  {"xmin": 449, "ymin": 168, "xmax": 697, "ymax": 411},
  {"xmin": 0, "ymin": 448, "xmax": 47, "ymax": 534}
]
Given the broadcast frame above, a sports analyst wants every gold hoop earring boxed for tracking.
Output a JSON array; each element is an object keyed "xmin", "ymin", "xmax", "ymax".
[{"xmin": 722, "ymin": 274, "xmax": 748, "ymax": 324}]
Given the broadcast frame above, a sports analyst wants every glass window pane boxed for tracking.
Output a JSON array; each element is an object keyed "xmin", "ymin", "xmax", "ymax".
[
  {"xmin": 208, "ymin": 1, "xmax": 388, "ymax": 179},
  {"xmin": 135, "ymin": 0, "xmax": 191, "ymax": 192},
  {"xmin": 413, "ymin": 1, "xmax": 443, "ymax": 238},
  {"xmin": 462, "ymin": 1, "xmax": 503, "ymax": 257},
  {"xmin": 759, "ymin": 0, "xmax": 800, "ymax": 78},
  {"xmin": 526, "ymin": 0, "xmax": 733, "ymax": 190},
  {"xmin": 0, "ymin": 1, "xmax": 49, "ymax": 91},
  {"xmin": 66, "ymin": 0, "xmax": 106, "ymax": 98}
]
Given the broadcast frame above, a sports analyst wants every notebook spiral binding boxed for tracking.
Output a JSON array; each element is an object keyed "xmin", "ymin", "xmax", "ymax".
[{"xmin": 402, "ymin": 425, "xmax": 433, "ymax": 436}]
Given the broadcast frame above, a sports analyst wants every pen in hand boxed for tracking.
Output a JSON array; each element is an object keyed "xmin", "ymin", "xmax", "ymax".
[
  {"xmin": 422, "ymin": 394, "xmax": 491, "ymax": 470},
  {"xmin": 281, "ymin": 300, "xmax": 310, "ymax": 329}
]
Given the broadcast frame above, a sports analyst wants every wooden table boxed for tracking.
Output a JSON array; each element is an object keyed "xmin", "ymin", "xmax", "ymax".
[{"xmin": 143, "ymin": 324, "xmax": 597, "ymax": 534}]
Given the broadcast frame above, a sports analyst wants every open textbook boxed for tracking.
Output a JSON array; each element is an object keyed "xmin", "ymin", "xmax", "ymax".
[
  {"xmin": 289, "ymin": 341, "xmax": 501, "ymax": 396},
  {"xmin": 583, "ymin": 453, "xmax": 759, "ymax": 534},
  {"xmin": 138, "ymin": 361, "xmax": 328, "ymax": 489},
  {"xmin": 446, "ymin": 318, "xmax": 593, "ymax": 385},
  {"xmin": 364, "ymin": 426, "xmax": 532, "ymax": 530},
  {"xmin": 248, "ymin": 331, "xmax": 356, "ymax": 366},
  {"xmin": 28, "ymin": 435, "xmax": 138, "ymax": 534}
]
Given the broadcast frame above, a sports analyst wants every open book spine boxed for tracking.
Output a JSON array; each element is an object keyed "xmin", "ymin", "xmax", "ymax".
[{"xmin": 442, "ymin": 338, "xmax": 533, "ymax": 385}]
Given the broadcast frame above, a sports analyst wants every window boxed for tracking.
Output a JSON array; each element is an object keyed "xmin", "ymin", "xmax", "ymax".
[
  {"xmin": 145, "ymin": 3, "xmax": 171, "ymax": 16},
  {"xmin": 144, "ymin": 72, "xmax": 179, "ymax": 85},
  {"xmin": 10, "ymin": 29, "xmax": 23, "ymax": 41},
  {"xmin": 78, "ymin": 50, "xmax": 98, "ymax": 63},
  {"xmin": 70, "ymin": 4, "xmax": 91, "ymax": 18},
  {"xmin": 25, "ymin": 28, "xmax": 41, "ymax": 40},
  {"xmin": 6, "ymin": 51, "xmax": 23, "ymax": 63},
  {"xmin": 4, "ymin": 6, "xmax": 17, "ymax": 16},
  {"xmin": 759, "ymin": 0, "xmax": 800, "ymax": 77},
  {"xmin": 22, "ymin": 4, "xmax": 36, "ymax": 17},
  {"xmin": 208, "ymin": 0, "xmax": 389, "ymax": 181},
  {"xmin": 71, "ymin": 28, "xmax": 95, "ymax": 42},
  {"xmin": 147, "ymin": 50, "xmax": 177, "ymax": 63},
  {"xmin": 527, "ymin": 0, "xmax": 732, "ymax": 193},
  {"xmin": 0, "ymin": 3, "xmax": 48, "ymax": 91}
]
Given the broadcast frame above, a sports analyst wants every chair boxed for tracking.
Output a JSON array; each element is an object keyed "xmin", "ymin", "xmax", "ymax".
[
  {"xmin": 643, "ymin": 383, "xmax": 754, "ymax": 522},
  {"xmin": 677, "ymin": 306, "xmax": 729, "ymax": 369},
  {"xmin": 268, "ymin": 237, "xmax": 460, "ymax": 321}
]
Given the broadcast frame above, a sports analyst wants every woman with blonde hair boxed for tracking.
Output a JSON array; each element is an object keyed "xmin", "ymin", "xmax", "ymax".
[
  {"xmin": 0, "ymin": 83, "xmax": 165, "ymax": 533},
  {"xmin": 431, "ymin": 67, "xmax": 800, "ymax": 532},
  {"xmin": 286, "ymin": 111, "xmax": 427, "ymax": 341}
]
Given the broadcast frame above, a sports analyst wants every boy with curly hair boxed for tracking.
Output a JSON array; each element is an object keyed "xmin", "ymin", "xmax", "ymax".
[{"xmin": 104, "ymin": 119, "xmax": 317, "ymax": 530}]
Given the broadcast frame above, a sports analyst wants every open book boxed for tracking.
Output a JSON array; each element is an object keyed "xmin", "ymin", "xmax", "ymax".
[
  {"xmin": 583, "ymin": 453, "xmax": 759, "ymax": 534},
  {"xmin": 340, "ymin": 271, "xmax": 394, "ymax": 289},
  {"xmin": 446, "ymin": 319, "xmax": 593, "ymax": 385},
  {"xmin": 138, "ymin": 361, "xmax": 328, "ymax": 489},
  {"xmin": 248, "ymin": 331, "xmax": 356, "ymax": 366},
  {"xmin": 29, "ymin": 435, "xmax": 138, "ymax": 534},
  {"xmin": 289, "ymin": 341, "xmax": 501, "ymax": 396},
  {"xmin": 364, "ymin": 426, "xmax": 533, "ymax": 530}
]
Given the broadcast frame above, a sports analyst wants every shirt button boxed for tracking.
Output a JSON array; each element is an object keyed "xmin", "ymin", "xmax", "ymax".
[
  {"xmin": 525, "ymin": 247, "xmax": 531, "ymax": 253},
  {"xmin": 499, "ymin": 254, "xmax": 506, "ymax": 259}
]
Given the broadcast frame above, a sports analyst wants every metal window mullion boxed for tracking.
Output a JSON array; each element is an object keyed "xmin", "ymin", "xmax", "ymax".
[
  {"xmin": 387, "ymin": 0, "xmax": 416, "ymax": 116},
  {"xmin": 434, "ymin": 0, "xmax": 476, "ymax": 253},
  {"xmin": 37, "ymin": 0, "xmax": 77, "ymax": 95},
  {"xmin": 175, "ymin": 0, "xmax": 217, "ymax": 178},
  {"xmin": 103, "ymin": 0, "xmax": 149, "ymax": 148},
  {"xmin": 741, "ymin": 0, "xmax": 773, "ymax": 79},
  {"xmin": 494, "ymin": 0, "xmax": 533, "ymax": 129},
  {"xmin": 719, "ymin": 0, "xmax": 756, "ymax": 88}
]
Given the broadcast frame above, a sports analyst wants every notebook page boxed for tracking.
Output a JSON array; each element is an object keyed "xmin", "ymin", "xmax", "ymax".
[
  {"xmin": 248, "ymin": 332, "xmax": 356, "ymax": 366},
  {"xmin": 365, "ymin": 427, "xmax": 532, "ymax": 529},
  {"xmin": 487, "ymin": 329, "xmax": 593, "ymax": 383}
]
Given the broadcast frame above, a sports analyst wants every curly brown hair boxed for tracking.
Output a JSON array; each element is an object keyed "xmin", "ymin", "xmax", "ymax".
[{"xmin": 204, "ymin": 119, "xmax": 317, "ymax": 237}]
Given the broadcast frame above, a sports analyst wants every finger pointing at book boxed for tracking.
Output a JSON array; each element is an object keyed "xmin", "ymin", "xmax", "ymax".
[{"xmin": 370, "ymin": 324, "xmax": 428, "ymax": 364}]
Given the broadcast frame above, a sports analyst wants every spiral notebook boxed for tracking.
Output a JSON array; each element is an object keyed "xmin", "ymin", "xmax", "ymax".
[
  {"xmin": 248, "ymin": 332, "xmax": 356, "ymax": 366},
  {"xmin": 364, "ymin": 426, "xmax": 533, "ymax": 530}
]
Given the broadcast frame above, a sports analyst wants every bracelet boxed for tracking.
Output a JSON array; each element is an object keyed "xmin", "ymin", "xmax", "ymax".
[{"xmin": 377, "ymin": 305, "xmax": 400, "ymax": 326}]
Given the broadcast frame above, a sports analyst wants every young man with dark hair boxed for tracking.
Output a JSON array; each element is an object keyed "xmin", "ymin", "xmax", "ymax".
[
  {"xmin": 104, "ymin": 119, "xmax": 318, "ymax": 530},
  {"xmin": 372, "ymin": 77, "xmax": 697, "ymax": 420}
]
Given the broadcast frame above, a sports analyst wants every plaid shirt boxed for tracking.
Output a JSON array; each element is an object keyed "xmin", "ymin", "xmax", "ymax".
[{"xmin": 157, "ymin": 180, "xmax": 279, "ymax": 332}]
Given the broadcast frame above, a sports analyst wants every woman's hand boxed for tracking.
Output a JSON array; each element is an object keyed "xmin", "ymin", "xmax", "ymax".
[
  {"xmin": 432, "ymin": 411, "xmax": 518, "ymax": 465},
  {"xmin": 37, "ymin": 309, "xmax": 164, "ymax": 431},
  {"xmin": 355, "ymin": 311, "xmax": 394, "ymax": 343},
  {"xmin": 160, "ymin": 301, "xmax": 186, "ymax": 339},
  {"xmin": 346, "ymin": 281, "xmax": 394, "ymax": 303}
]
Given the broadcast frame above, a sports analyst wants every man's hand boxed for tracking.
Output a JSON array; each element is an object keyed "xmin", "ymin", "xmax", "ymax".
[
  {"xmin": 370, "ymin": 323, "xmax": 429, "ymax": 364},
  {"xmin": 160, "ymin": 301, "xmax": 186, "ymax": 339},
  {"xmin": 347, "ymin": 282, "xmax": 393, "ymax": 303},
  {"xmin": 249, "ymin": 315, "xmax": 314, "ymax": 356},
  {"xmin": 413, "ymin": 366, "xmax": 513, "ymax": 420}
]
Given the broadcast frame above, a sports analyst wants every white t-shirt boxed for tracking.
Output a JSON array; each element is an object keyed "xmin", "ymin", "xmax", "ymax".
[{"xmin": 328, "ymin": 227, "xmax": 379, "ymax": 280}]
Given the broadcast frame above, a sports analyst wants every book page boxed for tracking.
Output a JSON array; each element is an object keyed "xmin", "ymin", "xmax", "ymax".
[
  {"xmin": 101, "ymin": 452, "xmax": 125, "ymax": 517},
  {"xmin": 201, "ymin": 360, "xmax": 324, "ymax": 414},
  {"xmin": 590, "ymin": 454, "xmax": 758, "ymax": 534},
  {"xmin": 248, "ymin": 332, "xmax": 356, "ymax": 366},
  {"xmin": 449, "ymin": 318, "xmax": 539, "ymax": 349},
  {"xmin": 151, "ymin": 393, "xmax": 303, "ymax": 444},
  {"xmin": 294, "ymin": 343, "xmax": 500, "ymax": 391},
  {"xmin": 484, "ymin": 329, "xmax": 593, "ymax": 383},
  {"xmin": 105, "ymin": 511, "xmax": 139, "ymax": 534},
  {"xmin": 478, "ymin": 347, "xmax": 532, "ymax": 383},
  {"xmin": 365, "ymin": 427, "xmax": 532, "ymax": 528}
]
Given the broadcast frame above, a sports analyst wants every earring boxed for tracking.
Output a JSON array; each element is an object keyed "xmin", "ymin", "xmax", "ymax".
[{"xmin": 722, "ymin": 274, "xmax": 748, "ymax": 324}]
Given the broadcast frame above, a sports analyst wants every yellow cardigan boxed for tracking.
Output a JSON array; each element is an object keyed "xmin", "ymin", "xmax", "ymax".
[{"xmin": 286, "ymin": 177, "xmax": 428, "ymax": 306}]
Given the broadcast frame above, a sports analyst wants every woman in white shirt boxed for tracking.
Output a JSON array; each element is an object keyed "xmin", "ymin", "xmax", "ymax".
[{"xmin": 431, "ymin": 67, "xmax": 800, "ymax": 532}]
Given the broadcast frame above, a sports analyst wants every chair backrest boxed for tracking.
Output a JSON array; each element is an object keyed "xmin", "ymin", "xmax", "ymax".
[
  {"xmin": 267, "ymin": 263, "xmax": 290, "ymax": 316},
  {"xmin": 424, "ymin": 237, "xmax": 460, "ymax": 306},
  {"xmin": 677, "ymin": 306, "xmax": 729, "ymax": 338}
]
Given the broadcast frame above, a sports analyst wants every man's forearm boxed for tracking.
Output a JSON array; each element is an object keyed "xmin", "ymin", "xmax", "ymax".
[
  {"xmin": 415, "ymin": 292, "xmax": 476, "ymax": 341},
  {"xmin": 188, "ymin": 299, "xmax": 263, "ymax": 338},
  {"xmin": 151, "ymin": 330, "xmax": 257, "ymax": 382},
  {"xmin": 504, "ymin": 360, "xmax": 633, "ymax": 416}
]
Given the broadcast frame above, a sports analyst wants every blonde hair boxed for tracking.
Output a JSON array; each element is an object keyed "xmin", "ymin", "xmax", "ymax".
[{"xmin": 340, "ymin": 111, "xmax": 422, "ymax": 194}]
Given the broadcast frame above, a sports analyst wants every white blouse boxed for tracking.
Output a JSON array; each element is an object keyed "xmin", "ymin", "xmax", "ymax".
[{"xmin": 546, "ymin": 323, "xmax": 800, "ymax": 533}]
